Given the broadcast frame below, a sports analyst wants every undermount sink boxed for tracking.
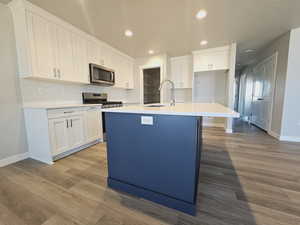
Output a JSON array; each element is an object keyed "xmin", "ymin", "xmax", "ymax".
[{"xmin": 145, "ymin": 104, "xmax": 166, "ymax": 107}]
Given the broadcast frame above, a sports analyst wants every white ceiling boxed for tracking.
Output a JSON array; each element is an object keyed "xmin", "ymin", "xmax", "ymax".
[{"xmin": 2, "ymin": 0, "xmax": 300, "ymax": 65}]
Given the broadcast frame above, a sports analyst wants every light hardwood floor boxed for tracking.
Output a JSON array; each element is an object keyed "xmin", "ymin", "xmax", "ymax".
[{"xmin": 1, "ymin": 121, "xmax": 300, "ymax": 225}]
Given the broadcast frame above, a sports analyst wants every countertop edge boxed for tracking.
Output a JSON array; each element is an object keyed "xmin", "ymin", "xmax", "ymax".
[
  {"xmin": 102, "ymin": 109, "xmax": 240, "ymax": 118},
  {"xmin": 23, "ymin": 104, "xmax": 102, "ymax": 110}
]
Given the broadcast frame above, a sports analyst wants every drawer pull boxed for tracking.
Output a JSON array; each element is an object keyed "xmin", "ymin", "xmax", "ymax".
[{"xmin": 64, "ymin": 111, "xmax": 74, "ymax": 114}]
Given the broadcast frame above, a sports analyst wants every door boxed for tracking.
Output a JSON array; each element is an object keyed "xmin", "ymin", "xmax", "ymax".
[
  {"xmin": 27, "ymin": 11, "xmax": 56, "ymax": 79},
  {"xmin": 143, "ymin": 67, "xmax": 161, "ymax": 104},
  {"xmin": 56, "ymin": 25, "xmax": 74, "ymax": 81},
  {"xmin": 251, "ymin": 55, "xmax": 276, "ymax": 130},
  {"xmin": 85, "ymin": 108, "xmax": 103, "ymax": 142},
  {"xmin": 72, "ymin": 34, "xmax": 89, "ymax": 83},
  {"xmin": 49, "ymin": 118, "xmax": 69, "ymax": 155},
  {"xmin": 68, "ymin": 115, "xmax": 86, "ymax": 149}
]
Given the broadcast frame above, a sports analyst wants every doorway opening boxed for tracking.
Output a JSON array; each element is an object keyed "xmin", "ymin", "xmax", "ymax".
[{"xmin": 143, "ymin": 67, "xmax": 161, "ymax": 104}]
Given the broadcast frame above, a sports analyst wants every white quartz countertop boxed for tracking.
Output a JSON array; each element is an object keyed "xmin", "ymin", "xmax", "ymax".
[
  {"xmin": 23, "ymin": 103, "xmax": 102, "ymax": 109},
  {"xmin": 102, "ymin": 103, "xmax": 240, "ymax": 118}
]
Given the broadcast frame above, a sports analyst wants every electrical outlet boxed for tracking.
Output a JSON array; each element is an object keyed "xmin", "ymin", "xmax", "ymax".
[{"xmin": 141, "ymin": 116, "xmax": 153, "ymax": 125}]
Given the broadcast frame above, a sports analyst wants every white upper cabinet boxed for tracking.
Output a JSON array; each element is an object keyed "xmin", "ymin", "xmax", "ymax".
[
  {"xmin": 26, "ymin": 11, "xmax": 57, "ymax": 79},
  {"xmin": 87, "ymin": 39, "xmax": 101, "ymax": 65},
  {"xmin": 193, "ymin": 46, "xmax": 230, "ymax": 72},
  {"xmin": 55, "ymin": 25, "xmax": 75, "ymax": 81},
  {"xmin": 111, "ymin": 51, "xmax": 134, "ymax": 89},
  {"xmin": 125, "ymin": 58, "xmax": 134, "ymax": 89},
  {"xmin": 170, "ymin": 55, "xmax": 192, "ymax": 89},
  {"xmin": 100, "ymin": 44, "xmax": 113, "ymax": 68},
  {"xmin": 9, "ymin": 0, "xmax": 134, "ymax": 88},
  {"xmin": 71, "ymin": 33, "xmax": 89, "ymax": 83}
]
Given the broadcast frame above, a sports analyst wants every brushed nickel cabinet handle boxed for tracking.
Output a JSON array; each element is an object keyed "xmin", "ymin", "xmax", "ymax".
[{"xmin": 64, "ymin": 111, "xmax": 74, "ymax": 114}]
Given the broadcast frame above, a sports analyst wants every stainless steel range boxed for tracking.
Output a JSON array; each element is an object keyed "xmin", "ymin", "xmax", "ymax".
[{"xmin": 82, "ymin": 92, "xmax": 123, "ymax": 140}]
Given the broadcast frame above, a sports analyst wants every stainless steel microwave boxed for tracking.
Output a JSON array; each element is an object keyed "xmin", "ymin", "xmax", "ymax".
[{"xmin": 89, "ymin": 63, "xmax": 115, "ymax": 86}]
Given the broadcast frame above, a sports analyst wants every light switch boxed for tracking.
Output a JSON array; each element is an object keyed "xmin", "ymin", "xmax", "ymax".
[{"xmin": 141, "ymin": 116, "xmax": 153, "ymax": 125}]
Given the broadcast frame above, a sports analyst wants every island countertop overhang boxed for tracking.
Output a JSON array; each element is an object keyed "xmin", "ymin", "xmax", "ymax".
[{"xmin": 102, "ymin": 103, "xmax": 239, "ymax": 118}]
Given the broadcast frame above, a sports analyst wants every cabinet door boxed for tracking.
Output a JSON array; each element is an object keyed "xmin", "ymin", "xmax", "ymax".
[
  {"xmin": 171, "ymin": 58, "xmax": 183, "ymax": 88},
  {"xmin": 72, "ymin": 34, "xmax": 89, "ymax": 83},
  {"xmin": 100, "ymin": 44, "xmax": 113, "ymax": 68},
  {"xmin": 87, "ymin": 40, "xmax": 101, "ymax": 65},
  {"xmin": 212, "ymin": 50, "xmax": 230, "ymax": 70},
  {"xmin": 85, "ymin": 108, "xmax": 103, "ymax": 143},
  {"xmin": 56, "ymin": 25, "xmax": 74, "ymax": 81},
  {"xmin": 68, "ymin": 115, "xmax": 86, "ymax": 149},
  {"xmin": 193, "ymin": 53, "xmax": 212, "ymax": 72},
  {"xmin": 171, "ymin": 56, "xmax": 192, "ymax": 89},
  {"xmin": 194, "ymin": 50, "xmax": 229, "ymax": 72},
  {"xmin": 112, "ymin": 52, "xmax": 125, "ymax": 88},
  {"xmin": 49, "ymin": 118, "xmax": 70, "ymax": 156},
  {"xmin": 182, "ymin": 56, "xmax": 192, "ymax": 88},
  {"xmin": 126, "ymin": 59, "xmax": 134, "ymax": 89},
  {"xmin": 27, "ymin": 11, "xmax": 56, "ymax": 79}
]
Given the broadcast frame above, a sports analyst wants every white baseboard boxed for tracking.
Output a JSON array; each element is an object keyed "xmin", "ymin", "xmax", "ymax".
[
  {"xmin": 279, "ymin": 136, "xmax": 300, "ymax": 143},
  {"xmin": 203, "ymin": 122, "xmax": 224, "ymax": 128},
  {"xmin": 268, "ymin": 130, "xmax": 280, "ymax": 139},
  {"xmin": 267, "ymin": 130, "xmax": 300, "ymax": 143},
  {"xmin": 225, "ymin": 128, "xmax": 233, "ymax": 133},
  {"xmin": 0, "ymin": 152, "xmax": 29, "ymax": 167}
]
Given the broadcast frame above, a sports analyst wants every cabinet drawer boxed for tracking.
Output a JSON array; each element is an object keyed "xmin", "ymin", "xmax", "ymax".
[{"xmin": 47, "ymin": 107, "xmax": 88, "ymax": 119}]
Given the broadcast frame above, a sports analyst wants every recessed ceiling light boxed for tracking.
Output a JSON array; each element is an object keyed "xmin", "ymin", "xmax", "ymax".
[
  {"xmin": 245, "ymin": 49, "xmax": 255, "ymax": 53},
  {"xmin": 124, "ymin": 29, "xmax": 133, "ymax": 37},
  {"xmin": 200, "ymin": 40, "xmax": 208, "ymax": 46},
  {"xmin": 148, "ymin": 50, "xmax": 154, "ymax": 55},
  {"xmin": 196, "ymin": 9, "xmax": 207, "ymax": 20}
]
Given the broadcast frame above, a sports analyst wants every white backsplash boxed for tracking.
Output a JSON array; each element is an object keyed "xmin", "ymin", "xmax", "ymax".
[{"xmin": 20, "ymin": 79, "xmax": 132, "ymax": 106}]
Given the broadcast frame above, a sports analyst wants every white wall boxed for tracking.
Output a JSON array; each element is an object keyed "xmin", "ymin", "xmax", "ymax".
[
  {"xmin": 281, "ymin": 28, "xmax": 300, "ymax": 140},
  {"xmin": 127, "ymin": 54, "xmax": 169, "ymax": 104},
  {"xmin": 193, "ymin": 70, "xmax": 227, "ymax": 127},
  {"xmin": 0, "ymin": 3, "xmax": 28, "ymax": 162},
  {"xmin": 174, "ymin": 89, "xmax": 192, "ymax": 103},
  {"xmin": 193, "ymin": 71, "xmax": 228, "ymax": 104}
]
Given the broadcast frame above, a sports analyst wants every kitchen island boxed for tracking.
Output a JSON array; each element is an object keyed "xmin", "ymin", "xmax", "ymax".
[{"xmin": 102, "ymin": 103, "xmax": 239, "ymax": 215}]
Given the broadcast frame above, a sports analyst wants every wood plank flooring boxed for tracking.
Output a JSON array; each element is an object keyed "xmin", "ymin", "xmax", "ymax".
[{"xmin": 1, "ymin": 121, "xmax": 300, "ymax": 225}]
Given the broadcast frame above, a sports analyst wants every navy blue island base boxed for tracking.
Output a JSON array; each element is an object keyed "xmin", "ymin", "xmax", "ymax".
[{"xmin": 105, "ymin": 112, "xmax": 202, "ymax": 216}]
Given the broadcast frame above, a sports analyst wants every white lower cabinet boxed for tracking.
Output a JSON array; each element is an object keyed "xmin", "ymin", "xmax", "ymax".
[
  {"xmin": 49, "ymin": 118, "xmax": 70, "ymax": 156},
  {"xmin": 49, "ymin": 114, "xmax": 86, "ymax": 156},
  {"xmin": 67, "ymin": 115, "xmax": 86, "ymax": 149},
  {"xmin": 85, "ymin": 108, "xmax": 103, "ymax": 143},
  {"xmin": 24, "ymin": 106, "xmax": 103, "ymax": 165}
]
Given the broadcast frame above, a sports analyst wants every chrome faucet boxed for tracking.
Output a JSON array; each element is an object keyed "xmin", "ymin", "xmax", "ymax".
[{"xmin": 159, "ymin": 79, "xmax": 175, "ymax": 106}]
